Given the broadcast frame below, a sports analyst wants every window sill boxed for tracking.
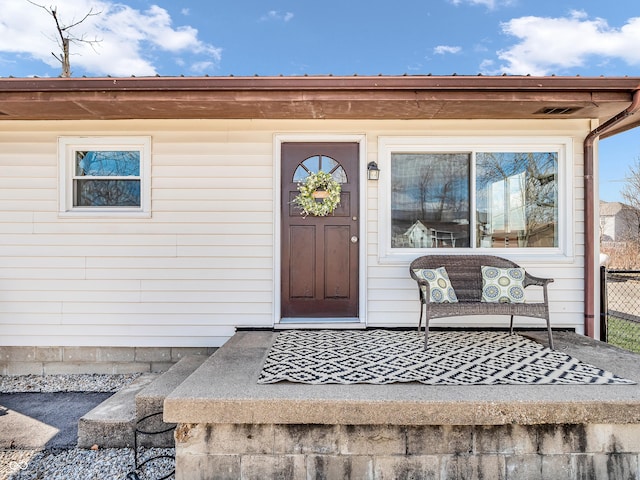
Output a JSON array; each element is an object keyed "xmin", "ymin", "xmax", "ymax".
[
  {"xmin": 377, "ymin": 248, "xmax": 574, "ymax": 266},
  {"xmin": 58, "ymin": 209, "xmax": 151, "ymax": 219}
]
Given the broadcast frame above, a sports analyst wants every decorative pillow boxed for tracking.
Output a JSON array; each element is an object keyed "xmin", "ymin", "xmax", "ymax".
[
  {"xmin": 413, "ymin": 267, "xmax": 458, "ymax": 303},
  {"xmin": 481, "ymin": 266, "xmax": 525, "ymax": 303}
]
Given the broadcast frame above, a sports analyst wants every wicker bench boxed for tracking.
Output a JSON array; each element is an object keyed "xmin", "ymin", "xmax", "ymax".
[{"xmin": 409, "ymin": 255, "xmax": 554, "ymax": 349}]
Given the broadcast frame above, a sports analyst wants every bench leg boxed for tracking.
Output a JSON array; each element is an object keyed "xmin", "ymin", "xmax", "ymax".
[
  {"xmin": 511, "ymin": 313, "xmax": 554, "ymax": 350},
  {"xmin": 546, "ymin": 316, "xmax": 554, "ymax": 350},
  {"xmin": 424, "ymin": 315, "xmax": 431, "ymax": 350}
]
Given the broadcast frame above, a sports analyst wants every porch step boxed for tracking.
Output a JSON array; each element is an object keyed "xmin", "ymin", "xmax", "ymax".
[
  {"xmin": 77, "ymin": 373, "xmax": 158, "ymax": 448},
  {"xmin": 135, "ymin": 354, "xmax": 209, "ymax": 447},
  {"xmin": 77, "ymin": 354, "xmax": 210, "ymax": 449}
]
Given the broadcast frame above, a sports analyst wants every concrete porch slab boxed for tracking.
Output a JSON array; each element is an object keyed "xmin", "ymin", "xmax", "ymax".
[{"xmin": 164, "ymin": 330, "xmax": 640, "ymax": 426}]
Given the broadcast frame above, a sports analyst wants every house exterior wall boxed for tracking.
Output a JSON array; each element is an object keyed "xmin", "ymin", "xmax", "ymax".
[
  {"xmin": 599, "ymin": 202, "xmax": 640, "ymax": 243},
  {"xmin": 0, "ymin": 118, "xmax": 589, "ymax": 347},
  {"xmin": 600, "ymin": 215, "xmax": 616, "ymax": 242},
  {"xmin": 613, "ymin": 209, "xmax": 639, "ymax": 242}
]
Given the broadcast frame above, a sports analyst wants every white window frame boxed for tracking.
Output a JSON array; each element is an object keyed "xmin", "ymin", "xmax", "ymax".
[
  {"xmin": 377, "ymin": 136, "xmax": 574, "ymax": 264},
  {"xmin": 58, "ymin": 136, "xmax": 152, "ymax": 217}
]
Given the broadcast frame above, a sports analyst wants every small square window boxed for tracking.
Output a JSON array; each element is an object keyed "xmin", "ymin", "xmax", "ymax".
[{"xmin": 59, "ymin": 137, "xmax": 151, "ymax": 217}]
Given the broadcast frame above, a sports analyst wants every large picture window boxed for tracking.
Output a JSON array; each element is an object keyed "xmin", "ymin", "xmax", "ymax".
[
  {"xmin": 59, "ymin": 137, "xmax": 151, "ymax": 217},
  {"xmin": 380, "ymin": 137, "xmax": 571, "ymax": 261}
]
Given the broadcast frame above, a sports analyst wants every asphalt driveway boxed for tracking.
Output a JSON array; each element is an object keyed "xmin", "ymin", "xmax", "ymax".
[{"xmin": 0, "ymin": 392, "xmax": 112, "ymax": 449}]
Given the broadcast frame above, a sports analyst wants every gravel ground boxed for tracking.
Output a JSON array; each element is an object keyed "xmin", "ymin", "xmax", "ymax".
[
  {"xmin": 0, "ymin": 374, "xmax": 143, "ymax": 393},
  {"xmin": 0, "ymin": 374, "xmax": 175, "ymax": 480},
  {"xmin": 0, "ymin": 447, "xmax": 174, "ymax": 480}
]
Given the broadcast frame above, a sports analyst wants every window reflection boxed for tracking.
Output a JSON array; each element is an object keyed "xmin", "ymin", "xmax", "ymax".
[
  {"xmin": 476, "ymin": 152, "xmax": 557, "ymax": 248},
  {"xmin": 75, "ymin": 180, "xmax": 141, "ymax": 206},
  {"xmin": 76, "ymin": 151, "xmax": 140, "ymax": 176},
  {"xmin": 390, "ymin": 150, "xmax": 558, "ymax": 249},
  {"xmin": 73, "ymin": 150, "xmax": 141, "ymax": 207},
  {"xmin": 391, "ymin": 153, "xmax": 470, "ymax": 248},
  {"xmin": 293, "ymin": 155, "xmax": 347, "ymax": 183}
]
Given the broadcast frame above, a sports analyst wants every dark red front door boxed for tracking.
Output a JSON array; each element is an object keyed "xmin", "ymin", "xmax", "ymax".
[{"xmin": 281, "ymin": 142, "xmax": 359, "ymax": 319}]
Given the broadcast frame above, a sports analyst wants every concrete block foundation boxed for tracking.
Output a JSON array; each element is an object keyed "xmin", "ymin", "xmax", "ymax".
[
  {"xmin": 0, "ymin": 346, "xmax": 216, "ymax": 375},
  {"xmin": 173, "ymin": 423, "xmax": 640, "ymax": 480}
]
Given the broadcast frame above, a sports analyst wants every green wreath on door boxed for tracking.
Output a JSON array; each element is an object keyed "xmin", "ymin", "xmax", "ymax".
[{"xmin": 293, "ymin": 171, "xmax": 342, "ymax": 217}]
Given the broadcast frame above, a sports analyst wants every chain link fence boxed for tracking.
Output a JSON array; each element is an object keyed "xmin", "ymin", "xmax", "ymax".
[{"xmin": 601, "ymin": 267, "xmax": 640, "ymax": 354}]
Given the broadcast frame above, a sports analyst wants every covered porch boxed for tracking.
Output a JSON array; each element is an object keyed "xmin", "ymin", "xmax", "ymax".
[{"xmin": 164, "ymin": 329, "xmax": 640, "ymax": 479}]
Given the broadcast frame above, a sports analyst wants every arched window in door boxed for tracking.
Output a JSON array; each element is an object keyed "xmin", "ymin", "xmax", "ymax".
[{"xmin": 293, "ymin": 155, "xmax": 347, "ymax": 183}]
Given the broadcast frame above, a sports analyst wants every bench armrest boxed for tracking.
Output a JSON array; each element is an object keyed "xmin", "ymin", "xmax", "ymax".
[
  {"xmin": 525, "ymin": 273, "xmax": 553, "ymax": 308},
  {"xmin": 525, "ymin": 273, "xmax": 554, "ymax": 288},
  {"xmin": 409, "ymin": 270, "xmax": 431, "ymax": 303}
]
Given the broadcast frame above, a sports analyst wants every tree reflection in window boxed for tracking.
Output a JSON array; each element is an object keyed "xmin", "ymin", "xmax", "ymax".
[
  {"xmin": 390, "ymin": 150, "xmax": 558, "ymax": 249},
  {"xmin": 293, "ymin": 155, "xmax": 347, "ymax": 183},
  {"xmin": 391, "ymin": 153, "xmax": 470, "ymax": 248},
  {"xmin": 74, "ymin": 151, "xmax": 141, "ymax": 207},
  {"xmin": 476, "ymin": 152, "xmax": 557, "ymax": 248}
]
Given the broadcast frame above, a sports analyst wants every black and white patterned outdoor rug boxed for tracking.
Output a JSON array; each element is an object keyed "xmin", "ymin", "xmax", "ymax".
[{"xmin": 257, "ymin": 330, "xmax": 635, "ymax": 385}]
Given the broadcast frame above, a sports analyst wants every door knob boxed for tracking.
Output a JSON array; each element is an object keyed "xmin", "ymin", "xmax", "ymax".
[{"xmin": 351, "ymin": 236, "xmax": 358, "ymax": 243}]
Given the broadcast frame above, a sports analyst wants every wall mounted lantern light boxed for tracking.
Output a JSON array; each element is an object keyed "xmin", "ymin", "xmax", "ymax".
[{"xmin": 367, "ymin": 161, "xmax": 380, "ymax": 181}]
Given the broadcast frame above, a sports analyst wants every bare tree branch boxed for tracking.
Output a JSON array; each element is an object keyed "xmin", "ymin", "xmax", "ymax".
[{"xmin": 27, "ymin": 1, "xmax": 102, "ymax": 77}]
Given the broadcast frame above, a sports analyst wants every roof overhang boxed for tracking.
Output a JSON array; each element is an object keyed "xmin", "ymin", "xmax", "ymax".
[{"xmin": 1, "ymin": 75, "xmax": 639, "ymax": 137}]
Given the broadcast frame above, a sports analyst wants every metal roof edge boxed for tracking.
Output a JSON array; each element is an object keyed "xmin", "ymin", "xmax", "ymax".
[{"xmin": 0, "ymin": 75, "xmax": 639, "ymax": 93}]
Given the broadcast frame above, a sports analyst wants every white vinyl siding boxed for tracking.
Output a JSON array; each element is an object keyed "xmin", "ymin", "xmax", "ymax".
[{"xmin": 0, "ymin": 118, "xmax": 590, "ymax": 347}]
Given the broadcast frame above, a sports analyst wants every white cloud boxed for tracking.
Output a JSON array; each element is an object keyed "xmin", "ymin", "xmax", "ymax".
[
  {"xmin": 190, "ymin": 61, "xmax": 216, "ymax": 74},
  {"xmin": 260, "ymin": 11, "xmax": 294, "ymax": 22},
  {"xmin": 492, "ymin": 11, "xmax": 640, "ymax": 75},
  {"xmin": 0, "ymin": 0, "xmax": 221, "ymax": 76},
  {"xmin": 449, "ymin": 0, "xmax": 514, "ymax": 10},
  {"xmin": 434, "ymin": 45, "xmax": 462, "ymax": 55},
  {"xmin": 479, "ymin": 59, "xmax": 495, "ymax": 71}
]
